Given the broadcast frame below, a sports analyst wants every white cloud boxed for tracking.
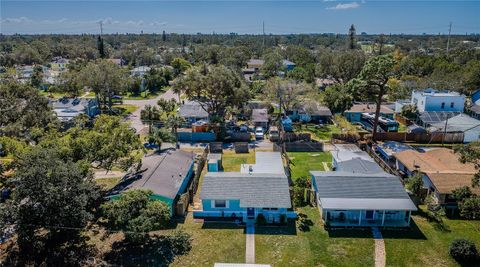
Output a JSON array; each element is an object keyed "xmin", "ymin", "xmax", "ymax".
[
  {"xmin": 150, "ymin": 21, "xmax": 168, "ymax": 27},
  {"xmin": 1, "ymin": 17, "xmax": 32, "ymax": 23},
  {"xmin": 326, "ymin": 2, "xmax": 360, "ymax": 10}
]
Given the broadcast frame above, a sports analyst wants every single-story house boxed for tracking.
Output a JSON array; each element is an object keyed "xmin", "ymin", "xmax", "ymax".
[
  {"xmin": 311, "ymin": 171, "xmax": 417, "ymax": 227},
  {"xmin": 246, "ymin": 59, "xmax": 265, "ymax": 71},
  {"xmin": 252, "ymin": 108, "xmax": 269, "ymax": 129},
  {"xmin": 393, "ymin": 148, "xmax": 478, "ymax": 206},
  {"xmin": 282, "ymin": 59, "xmax": 296, "ymax": 71},
  {"xmin": 194, "ymin": 152, "xmax": 295, "ymax": 223},
  {"xmin": 375, "ymin": 141, "xmax": 414, "ymax": 164},
  {"xmin": 344, "ymin": 104, "xmax": 394, "ymax": 123},
  {"xmin": 288, "ymin": 101, "xmax": 332, "ymax": 123},
  {"xmin": 50, "ymin": 97, "xmax": 99, "ymax": 122},
  {"xmin": 109, "ymin": 150, "xmax": 195, "ymax": 214},
  {"xmin": 178, "ymin": 101, "xmax": 209, "ymax": 125},
  {"xmin": 417, "ymin": 111, "xmax": 461, "ymax": 127},
  {"xmin": 430, "ymin": 113, "xmax": 480, "ymax": 143}
]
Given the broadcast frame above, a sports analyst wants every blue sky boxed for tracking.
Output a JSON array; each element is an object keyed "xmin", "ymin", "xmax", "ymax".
[{"xmin": 1, "ymin": 1, "xmax": 479, "ymax": 35}]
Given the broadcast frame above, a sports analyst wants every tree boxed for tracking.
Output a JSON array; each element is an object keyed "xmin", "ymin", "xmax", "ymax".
[
  {"xmin": 162, "ymin": 30, "xmax": 167, "ymax": 42},
  {"xmin": 401, "ymin": 104, "xmax": 418, "ymax": 120},
  {"xmin": 262, "ymin": 51, "xmax": 283, "ymax": 78},
  {"xmin": 264, "ymin": 77, "xmax": 308, "ymax": 114},
  {"xmin": 0, "ymin": 81, "xmax": 57, "ymax": 137},
  {"xmin": 322, "ymin": 84, "xmax": 354, "ymax": 113},
  {"xmin": 353, "ymin": 54, "xmax": 397, "ymax": 138},
  {"xmin": 455, "ymin": 142, "xmax": 480, "ymax": 188},
  {"xmin": 3, "ymin": 147, "xmax": 100, "ymax": 264},
  {"xmin": 101, "ymin": 189, "xmax": 170, "ymax": 244},
  {"xmin": 97, "ymin": 36, "xmax": 106, "ymax": 59},
  {"xmin": 174, "ymin": 65, "xmax": 250, "ymax": 121},
  {"xmin": 452, "ymin": 186, "xmax": 473, "ymax": 202},
  {"xmin": 151, "ymin": 127, "xmax": 174, "ymax": 150},
  {"xmin": 171, "ymin": 57, "xmax": 192, "ymax": 77},
  {"xmin": 407, "ymin": 172, "xmax": 424, "ymax": 198},
  {"xmin": 77, "ymin": 59, "xmax": 128, "ymax": 111},
  {"xmin": 140, "ymin": 105, "xmax": 161, "ymax": 134},
  {"xmin": 30, "ymin": 65, "xmax": 43, "ymax": 88},
  {"xmin": 348, "ymin": 24, "xmax": 356, "ymax": 50},
  {"xmin": 458, "ymin": 197, "xmax": 480, "ymax": 220},
  {"xmin": 449, "ymin": 239, "xmax": 479, "ymax": 263}
]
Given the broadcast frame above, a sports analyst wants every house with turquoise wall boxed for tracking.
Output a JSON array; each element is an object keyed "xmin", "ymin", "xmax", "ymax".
[
  {"xmin": 109, "ymin": 149, "xmax": 195, "ymax": 215},
  {"xmin": 194, "ymin": 152, "xmax": 295, "ymax": 223},
  {"xmin": 310, "ymin": 171, "xmax": 417, "ymax": 228},
  {"xmin": 344, "ymin": 104, "xmax": 394, "ymax": 123}
]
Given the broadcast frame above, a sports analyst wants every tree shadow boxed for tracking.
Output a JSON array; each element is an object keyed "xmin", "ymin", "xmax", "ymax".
[
  {"xmin": 296, "ymin": 212, "xmax": 314, "ymax": 232},
  {"xmin": 255, "ymin": 220, "xmax": 297, "ymax": 236},
  {"xmin": 104, "ymin": 234, "xmax": 190, "ymax": 267},
  {"xmin": 326, "ymin": 228, "xmax": 373, "ymax": 239}
]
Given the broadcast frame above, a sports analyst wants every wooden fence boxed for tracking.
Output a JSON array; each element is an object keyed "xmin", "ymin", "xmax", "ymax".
[
  {"xmin": 234, "ymin": 142, "xmax": 249, "ymax": 153},
  {"xmin": 373, "ymin": 132, "xmax": 464, "ymax": 143},
  {"xmin": 365, "ymin": 145, "xmax": 403, "ymax": 178},
  {"xmin": 282, "ymin": 133, "xmax": 311, "ymax": 142},
  {"xmin": 284, "ymin": 142, "xmax": 324, "ymax": 152}
]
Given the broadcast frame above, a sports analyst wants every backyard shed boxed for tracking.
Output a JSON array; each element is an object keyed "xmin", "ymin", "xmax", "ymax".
[{"xmin": 207, "ymin": 153, "xmax": 222, "ymax": 172}]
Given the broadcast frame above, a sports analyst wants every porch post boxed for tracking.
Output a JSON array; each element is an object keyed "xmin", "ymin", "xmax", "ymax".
[
  {"xmin": 407, "ymin": 210, "xmax": 411, "ymax": 225},
  {"xmin": 324, "ymin": 210, "xmax": 328, "ymax": 223},
  {"xmin": 358, "ymin": 210, "xmax": 362, "ymax": 225},
  {"xmin": 381, "ymin": 210, "xmax": 385, "ymax": 226}
]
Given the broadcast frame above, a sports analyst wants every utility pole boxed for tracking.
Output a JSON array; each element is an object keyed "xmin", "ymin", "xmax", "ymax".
[
  {"xmin": 442, "ymin": 116, "xmax": 449, "ymax": 146},
  {"xmin": 446, "ymin": 22, "xmax": 452, "ymax": 54},
  {"xmin": 262, "ymin": 21, "xmax": 265, "ymax": 48}
]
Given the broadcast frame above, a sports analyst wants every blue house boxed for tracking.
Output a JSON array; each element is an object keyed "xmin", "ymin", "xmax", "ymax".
[
  {"xmin": 310, "ymin": 171, "xmax": 417, "ymax": 228},
  {"xmin": 344, "ymin": 104, "xmax": 394, "ymax": 123},
  {"xmin": 194, "ymin": 152, "xmax": 295, "ymax": 223},
  {"xmin": 282, "ymin": 59, "xmax": 296, "ymax": 71},
  {"xmin": 109, "ymin": 150, "xmax": 195, "ymax": 215},
  {"xmin": 411, "ymin": 89, "xmax": 465, "ymax": 112}
]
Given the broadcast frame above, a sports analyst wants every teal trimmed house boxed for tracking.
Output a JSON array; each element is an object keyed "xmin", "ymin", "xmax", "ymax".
[{"xmin": 109, "ymin": 150, "xmax": 195, "ymax": 214}]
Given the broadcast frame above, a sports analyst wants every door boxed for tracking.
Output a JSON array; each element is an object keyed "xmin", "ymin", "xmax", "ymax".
[
  {"xmin": 366, "ymin": 210, "xmax": 374, "ymax": 220},
  {"xmin": 247, "ymin": 208, "xmax": 255, "ymax": 219}
]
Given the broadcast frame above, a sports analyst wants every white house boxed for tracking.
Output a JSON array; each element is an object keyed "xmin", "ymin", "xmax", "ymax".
[{"xmin": 411, "ymin": 89, "xmax": 465, "ymax": 112}]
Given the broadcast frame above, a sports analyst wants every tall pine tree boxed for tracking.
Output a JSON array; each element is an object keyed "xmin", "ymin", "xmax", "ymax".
[
  {"xmin": 97, "ymin": 36, "xmax": 106, "ymax": 59},
  {"xmin": 348, "ymin": 24, "xmax": 356, "ymax": 50}
]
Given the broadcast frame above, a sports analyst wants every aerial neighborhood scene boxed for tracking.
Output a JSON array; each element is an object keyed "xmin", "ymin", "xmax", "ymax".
[{"xmin": 1, "ymin": 0, "xmax": 480, "ymax": 266}]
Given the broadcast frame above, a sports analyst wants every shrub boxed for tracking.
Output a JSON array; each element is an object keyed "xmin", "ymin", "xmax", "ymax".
[
  {"xmin": 256, "ymin": 214, "xmax": 267, "ymax": 225},
  {"xmin": 168, "ymin": 230, "xmax": 192, "ymax": 255},
  {"xmin": 449, "ymin": 239, "xmax": 478, "ymax": 263},
  {"xmin": 458, "ymin": 196, "xmax": 480, "ymax": 220}
]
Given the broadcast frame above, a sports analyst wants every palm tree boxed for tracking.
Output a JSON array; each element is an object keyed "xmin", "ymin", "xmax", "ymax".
[
  {"xmin": 151, "ymin": 127, "xmax": 174, "ymax": 151},
  {"xmin": 140, "ymin": 105, "xmax": 161, "ymax": 134},
  {"xmin": 166, "ymin": 115, "xmax": 185, "ymax": 148}
]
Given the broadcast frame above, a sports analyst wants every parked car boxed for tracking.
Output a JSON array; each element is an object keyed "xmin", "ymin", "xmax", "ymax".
[
  {"xmin": 269, "ymin": 126, "xmax": 279, "ymax": 141},
  {"xmin": 255, "ymin": 127, "xmax": 264, "ymax": 139}
]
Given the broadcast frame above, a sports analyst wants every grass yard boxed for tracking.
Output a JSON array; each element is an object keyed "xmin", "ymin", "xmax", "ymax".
[
  {"xmin": 255, "ymin": 207, "xmax": 375, "ymax": 267},
  {"xmin": 122, "ymin": 90, "xmax": 163, "ymax": 100},
  {"xmin": 169, "ymin": 215, "xmax": 246, "ymax": 267},
  {"xmin": 383, "ymin": 206, "xmax": 480, "ymax": 267},
  {"xmin": 294, "ymin": 124, "xmax": 343, "ymax": 141},
  {"xmin": 112, "ymin": 104, "xmax": 138, "ymax": 116},
  {"xmin": 221, "ymin": 151, "xmax": 256, "ymax": 172},
  {"xmin": 95, "ymin": 177, "xmax": 121, "ymax": 191},
  {"xmin": 287, "ymin": 152, "xmax": 332, "ymax": 181}
]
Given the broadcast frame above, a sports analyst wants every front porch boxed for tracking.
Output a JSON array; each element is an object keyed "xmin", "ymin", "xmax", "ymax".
[{"xmin": 323, "ymin": 209, "xmax": 412, "ymax": 228}]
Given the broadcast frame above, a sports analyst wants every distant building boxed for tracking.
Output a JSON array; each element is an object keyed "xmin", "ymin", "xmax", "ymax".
[
  {"xmin": 130, "ymin": 66, "xmax": 151, "ymax": 77},
  {"xmin": 411, "ymin": 89, "xmax": 465, "ymax": 112},
  {"xmin": 288, "ymin": 101, "xmax": 332, "ymax": 123},
  {"xmin": 178, "ymin": 101, "xmax": 209, "ymax": 125},
  {"xmin": 251, "ymin": 108, "xmax": 269, "ymax": 129},
  {"xmin": 50, "ymin": 57, "xmax": 70, "ymax": 72},
  {"xmin": 51, "ymin": 97, "xmax": 99, "ymax": 122},
  {"xmin": 344, "ymin": 104, "xmax": 394, "ymax": 123}
]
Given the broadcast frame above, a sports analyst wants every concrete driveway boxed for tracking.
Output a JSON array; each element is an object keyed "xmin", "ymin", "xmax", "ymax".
[{"xmin": 124, "ymin": 89, "xmax": 177, "ymax": 134}]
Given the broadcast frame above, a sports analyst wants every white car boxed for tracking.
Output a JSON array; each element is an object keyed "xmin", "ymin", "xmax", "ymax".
[{"xmin": 255, "ymin": 127, "xmax": 264, "ymax": 139}]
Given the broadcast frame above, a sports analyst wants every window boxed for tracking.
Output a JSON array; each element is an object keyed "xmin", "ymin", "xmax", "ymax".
[
  {"xmin": 450, "ymin": 102, "xmax": 454, "ymax": 108},
  {"xmin": 214, "ymin": 200, "xmax": 226, "ymax": 208},
  {"xmin": 441, "ymin": 102, "xmax": 445, "ymax": 109}
]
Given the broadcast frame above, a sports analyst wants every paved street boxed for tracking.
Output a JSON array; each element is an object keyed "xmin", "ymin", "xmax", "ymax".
[{"xmin": 124, "ymin": 89, "xmax": 177, "ymax": 134}]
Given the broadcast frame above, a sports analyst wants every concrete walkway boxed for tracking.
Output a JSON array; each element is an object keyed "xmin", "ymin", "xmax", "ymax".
[
  {"xmin": 372, "ymin": 227, "xmax": 386, "ymax": 267},
  {"xmin": 246, "ymin": 222, "xmax": 255, "ymax": 264}
]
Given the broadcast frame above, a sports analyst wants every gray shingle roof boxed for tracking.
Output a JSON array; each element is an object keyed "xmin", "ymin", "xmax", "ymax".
[
  {"xmin": 252, "ymin": 109, "xmax": 269, "ymax": 122},
  {"xmin": 430, "ymin": 113, "xmax": 480, "ymax": 132},
  {"xmin": 311, "ymin": 171, "xmax": 416, "ymax": 210},
  {"xmin": 178, "ymin": 101, "xmax": 209, "ymax": 119},
  {"xmin": 336, "ymin": 159, "xmax": 385, "ymax": 174},
  {"xmin": 200, "ymin": 172, "xmax": 291, "ymax": 208},
  {"xmin": 128, "ymin": 150, "xmax": 195, "ymax": 199}
]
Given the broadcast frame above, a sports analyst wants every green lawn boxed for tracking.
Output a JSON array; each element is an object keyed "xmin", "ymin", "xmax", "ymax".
[
  {"xmin": 170, "ymin": 215, "xmax": 246, "ymax": 267},
  {"xmin": 111, "ymin": 104, "xmax": 138, "ymax": 116},
  {"xmin": 95, "ymin": 177, "xmax": 121, "ymax": 191},
  {"xmin": 255, "ymin": 207, "xmax": 375, "ymax": 267},
  {"xmin": 383, "ymin": 206, "xmax": 480, "ymax": 267},
  {"xmin": 287, "ymin": 152, "xmax": 332, "ymax": 181},
  {"xmin": 221, "ymin": 151, "xmax": 256, "ymax": 172},
  {"xmin": 294, "ymin": 124, "xmax": 343, "ymax": 141}
]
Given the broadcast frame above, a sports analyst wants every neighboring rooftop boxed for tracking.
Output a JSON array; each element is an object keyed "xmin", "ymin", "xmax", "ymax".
[
  {"xmin": 240, "ymin": 152, "xmax": 285, "ymax": 175},
  {"xmin": 252, "ymin": 108, "xmax": 269, "ymax": 123},
  {"xmin": 311, "ymin": 171, "xmax": 416, "ymax": 210},
  {"xmin": 247, "ymin": 59, "xmax": 265, "ymax": 66},
  {"xmin": 201, "ymin": 172, "xmax": 291, "ymax": 208},
  {"xmin": 430, "ymin": 113, "xmax": 480, "ymax": 132},
  {"xmin": 414, "ymin": 88, "xmax": 462, "ymax": 97},
  {"xmin": 295, "ymin": 101, "xmax": 332, "ymax": 116},
  {"xmin": 336, "ymin": 158, "xmax": 385, "ymax": 174},
  {"xmin": 418, "ymin": 111, "xmax": 462, "ymax": 125},
  {"xmin": 377, "ymin": 141, "xmax": 414, "ymax": 158},
  {"xmin": 178, "ymin": 101, "xmax": 209, "ymax": 119},
  {"xmin": 345, "ymin": 104, "xmax": 394, "ymax": 114},
  {"xmin": 332, "ymin": 144, "xmax": 374, "ymax": 163},
  {"xmin": 124, "ymin": 150, "xmax": 195, "ymax": 199}
]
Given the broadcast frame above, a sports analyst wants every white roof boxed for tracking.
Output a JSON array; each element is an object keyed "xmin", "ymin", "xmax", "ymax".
[
  {"xmin": 240, "ymin": 152, "xmax": 285, "ymax": 174},
  {"xmin": 320, "ymin": 198, "xmax": 417, "ymax": 210}
]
